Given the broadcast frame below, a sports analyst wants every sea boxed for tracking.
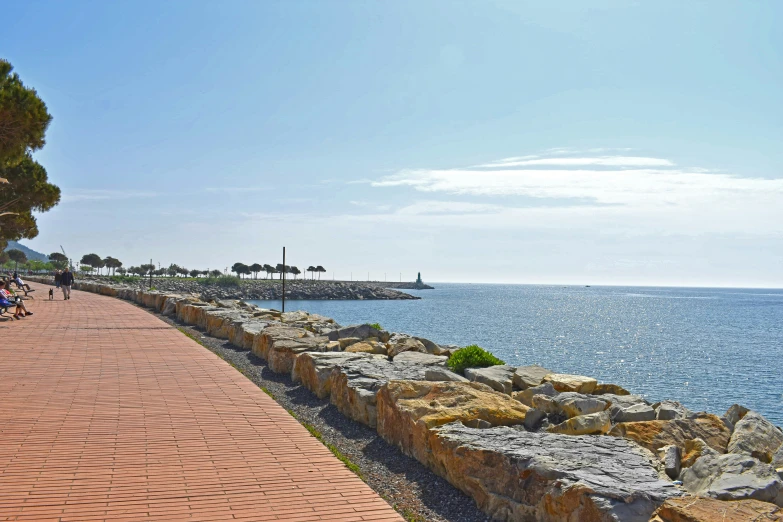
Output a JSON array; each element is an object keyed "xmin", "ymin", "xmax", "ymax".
[{"xmin": 249, "ymin": 284, "xmax": 783, "ymax": 426}]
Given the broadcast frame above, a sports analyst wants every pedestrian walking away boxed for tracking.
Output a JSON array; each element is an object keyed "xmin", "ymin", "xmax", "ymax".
[
  {"xmin": 54, "ymin": 269, "xmax": 62, "ymax": 288},
  {"xmin": 60, "ymin": 268, "xmax": 74, "ymax": 300}
]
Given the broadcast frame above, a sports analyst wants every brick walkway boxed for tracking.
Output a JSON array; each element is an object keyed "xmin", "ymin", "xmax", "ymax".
[{"xmin": 0, "ymin": 283, "xmax": 402, "ymax": 522}]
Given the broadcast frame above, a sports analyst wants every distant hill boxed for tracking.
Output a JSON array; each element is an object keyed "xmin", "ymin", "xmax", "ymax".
[{"xmin": 4, "ymin": 241, "xmax": 49, "ymax": 262}]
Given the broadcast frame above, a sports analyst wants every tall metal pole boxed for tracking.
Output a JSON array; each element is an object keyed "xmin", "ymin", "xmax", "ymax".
[
  {"xmin": 282, "ymin": 247, "xmax": 286, "ymax": 313},
  {"xmin": 149, "ymin": 258, "xmax": 153, "ymax": 289}
]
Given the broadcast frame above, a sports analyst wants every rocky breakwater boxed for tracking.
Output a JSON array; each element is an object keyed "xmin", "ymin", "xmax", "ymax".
[
  {"xmin": 49, "ymin": 276, "xmax": 420, "ymax": 301},
  {"xmin": 30, "ymin": 276, "xmax": 783, "ymax": 522}
]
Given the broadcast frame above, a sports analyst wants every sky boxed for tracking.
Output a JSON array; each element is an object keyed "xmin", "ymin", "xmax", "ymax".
[{"xmin": 3, "ymin": 0, "xmax": 783, "ymax": 286}]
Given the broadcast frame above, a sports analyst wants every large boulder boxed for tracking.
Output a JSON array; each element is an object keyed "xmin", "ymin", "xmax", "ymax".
[
  {"xmin": 291, "ymin": 352, "xmax": 370, "ymax": 399},
  {"xmin": 548, "ymin": 411, "xmax": 612, "ymax": 436},
  {"xmin": 228, "ymin": 320, "xmax": 273, "ymax": 351},
  {"xmin": 429, "ymin": 423, "xmax": 682, "ymax": 522},
  {"xmin": 177, "ymin": 302, "xmax": 220, "ymax": 329},
  {"xmin": 655, "ymin": 400, "xmax": 693, "ymax": 421},
  {"xmin": 424, "ymin": 368, "xmax": 468, "ymax": 382},
  {"xmin": 680, "ymin": 452, "xmax": 783, "ymax": 505},
  {"xmin": 205, "ymin": 309, "xmax": 251, "ymax": 339},
  {"xmin": 512, "ymin": 381, "xmax": 557, "ymax": 407},
  {"xmin": 661, "ymin": 445, "xmax": 682, "ymax": 480},
  {"xmin": 512, "ymin": 365, "xmax": 551, "ymax": 390},
  {"xmin": 552, "ymin": 392, "xmax": 610, "ymax": 418},
  {"xmin": 614, "ymin": 403, "xmax": 657, "ymax": 423},
  {"xmin": 387, "ymin": 335, "xmax": 427, "ymax": 358},
  {"xmin": 267, "ymin": 335, "xmax": 332, "ymax": 374},
  {"xmin": 376, "ymin": 380, "xmax": 528, "ymax": 467},
  {"xmin": 329, "ymin": 356, "xmax": 437, "ymax": 427},
  {"xmin": 724, "ymin": 403, "xmax": 750, "ymax": 427},
  {"xmin": 413, "ymin": 336, "xmax": 452, "ymax": 356},
  {"xmin": 345, "ymin": 341, "xmax": 387, "ymax": 355},
  {"xmin": 728, "ymin": 411, "xmax": 783, "ymax": 464},
  {"xmin": 543, "ymin": 373, "xmax": 597, "ymax": 394},
  {"xmin": 464, "ymin": 365, "xmax": 515, "ymax": 395},
  {"xmin": 328, "ymin": 324, "xmax": 389, "ymax": 343},
  {"xmin": 609, "ymin": 413, "xmax": 731, "ymax": 454},
  {"xmin": 651, "ymin": 496, "xmax": 783, "ymax": 522},
  {"xmin": 251, "ymin": 326, "xmax": 309, "ymax": 360}
]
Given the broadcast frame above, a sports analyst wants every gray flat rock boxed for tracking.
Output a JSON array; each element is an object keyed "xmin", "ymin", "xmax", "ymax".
[
  {"xmin": 655, "ymin": 400, "xmax": 692, "ymax": 420},
  {"xmin": 680, "ymin": 452, "xmax": 783, "ymax": 505},
  {"xmin": 512, "ymin": 365, "xmax": 551, "ymax": 390},
  {"xmin": 615, "ymin": 403, "xmax": 657, "ymax": 423},
  {"xmin": 424, "ymin": 368, "xmax": 469, "ymax": 382},
  {"xmin": 465, "ymin": 365, "xmax": 515, "ymax": 395},
  {"xmin": 432, "ymin": 423, "xmax": 682, "ymax": 522},
  {"xmin": 728, "ymin": 411, "xmax": 783, "ymax": 464}
]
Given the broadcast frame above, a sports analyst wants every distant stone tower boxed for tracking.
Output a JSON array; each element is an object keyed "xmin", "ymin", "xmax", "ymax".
[{"xmin": 414, "ymin": 272, "xmax": 424, "ymax": 288}]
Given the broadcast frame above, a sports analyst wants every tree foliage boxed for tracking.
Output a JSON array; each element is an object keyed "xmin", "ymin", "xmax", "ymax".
[
  {"xmin": 0, "ymin": 155, "xmax": 60, "ymax": 242},
  {"xmin": 7, "ymin": 248, "xmax": 26, "ymax": 266},
  {"xmin": 49, "ymin": 252, "xmax": 68, "ymax": 269},
  {"xmin": 103, "ymin": 256, "xmax": 122, "ymax": 275},
  {"xmin": 80, "ymin": 253, "xmax": 103, "ymax": 273},
  {"xmin": 0, "ymin": 60, "xmax": 59, "ymax": 244},
  {"xmin": 0, "ymin": 60, "xmax": 52, "ymax": 165}
]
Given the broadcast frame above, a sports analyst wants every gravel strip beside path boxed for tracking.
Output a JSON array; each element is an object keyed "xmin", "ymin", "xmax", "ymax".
[{"xmin": 150, "ymin": 306, "xmax": 490, "ymax": 522}]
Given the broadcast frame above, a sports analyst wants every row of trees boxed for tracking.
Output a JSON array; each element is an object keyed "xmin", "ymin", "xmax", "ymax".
[
  {"xmin": 0, "ymin": 248, "xmax": 58, "ymax": 273},
  {"xmin": 0, "ymin": 59, "xmax": 61, "ymax": 253},
  {"xmin": 229, "ymin": 263, "xmax": 325, "ymax": 280},
  {"xmin": 79, "ymin": 253, "xmax": 123, "ymax": 275},
  {"xmin": 2, "ymin": 249, "xmax": 328, "ymax": 283}
]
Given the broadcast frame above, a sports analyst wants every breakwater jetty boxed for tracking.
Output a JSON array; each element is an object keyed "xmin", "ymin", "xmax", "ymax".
[
  {"xmin": 71, "ymin": 276, "xmax": 420, "ymax": 300},
  {"xmin": 31, "ymin": 276, "xmax": 783, "ymax": 521}
]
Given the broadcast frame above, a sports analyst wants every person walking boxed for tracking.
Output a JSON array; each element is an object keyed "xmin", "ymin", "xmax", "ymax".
[
  {"xmin": 54, "ymin": 269, "xmax": 62, "ymax": 289},
  {"xmin": 61, "ymin": 267, "xmax": 74, "ymax": 300}
]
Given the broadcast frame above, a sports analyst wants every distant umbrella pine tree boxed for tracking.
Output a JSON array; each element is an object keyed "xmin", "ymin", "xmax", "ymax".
[
  {"xmin": 49, "ymin": 252, "xmax": 68, "ymax": 269},
  {"xmin": 7, "ymin": 248, "xmax": 26, "ymax": 270},
  {"xmin": 249, "ymin": 263, "xmax": 262, "ymax": 279}
]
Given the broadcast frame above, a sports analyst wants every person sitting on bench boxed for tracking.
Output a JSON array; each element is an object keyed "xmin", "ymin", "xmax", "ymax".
[
  {"xmin": 0, "ymin": 281, "xmax": 30, "ymax": 319},
  {"xmin": 12, "ymin": 272, "xmax": 32, "ymax": 293}
]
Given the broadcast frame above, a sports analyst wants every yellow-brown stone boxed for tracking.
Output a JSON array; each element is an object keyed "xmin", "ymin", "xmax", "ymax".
[
  {"xmin": 650, "ymin": 496, "xmax": 783, "ymax": 522},
  {"xmin": 542, "ymin": 373, "xmax": 598, "ymax": 393},
  {"xmin": 376, "ymin": 380, "xmax": 528, "ymax": 468},
  {"xmin": 609, "ymin": 413, "xmax": 731, "ymax": 454}
]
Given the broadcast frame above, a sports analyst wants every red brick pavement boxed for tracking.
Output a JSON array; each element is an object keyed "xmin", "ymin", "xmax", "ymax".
[{"xmin": 0, "ymin": 283, "xmax": 403, "ymax": 521}]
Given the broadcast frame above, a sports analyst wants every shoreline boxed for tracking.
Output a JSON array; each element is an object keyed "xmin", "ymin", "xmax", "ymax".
[{"xmin": 28, "ymin": 275, "xmax": 783, "ymax": 521}]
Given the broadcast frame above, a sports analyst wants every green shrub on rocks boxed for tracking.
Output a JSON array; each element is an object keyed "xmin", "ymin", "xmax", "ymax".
[
  {"xmin": 368, "ymin": 322, "xmax": 382, "ymax": 331},
  {"xmin": 447, "ymin": 344, "xmax": 505, "ymax": 375},
  {"xmin": 198, "ymin": 275, "xmax": 241, "ymax": 287}
]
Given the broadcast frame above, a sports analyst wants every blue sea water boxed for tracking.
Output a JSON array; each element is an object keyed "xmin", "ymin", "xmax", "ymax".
[{"xmin": 250, "ymin": 284, "xmax": 783, "ymax": 426}]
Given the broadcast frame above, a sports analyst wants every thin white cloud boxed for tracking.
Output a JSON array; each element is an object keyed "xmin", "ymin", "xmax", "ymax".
[
  {"xmin": 62, "ymin": 189, "xmax": 159, "ymax": 202},
  {"xmin": 475, "ymin": 156, "xmax": 675, "ymax": 168},
  {"xmin": 366, "ymin": 151, "xmax": 783, "ymax": 236}
]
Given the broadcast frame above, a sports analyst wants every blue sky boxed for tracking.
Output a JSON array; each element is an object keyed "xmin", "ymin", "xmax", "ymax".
[{"xmin": 4, "ymin": 1, "xmax": 783, "ymax": 286}]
